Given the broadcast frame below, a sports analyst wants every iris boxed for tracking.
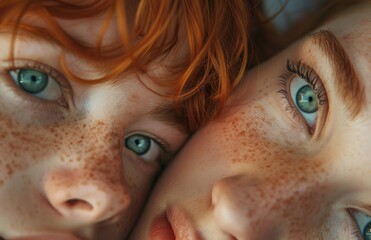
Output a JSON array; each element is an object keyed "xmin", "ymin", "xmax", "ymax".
[
  {"xmin": 296, "ymin": 85, "xmax": 318, "ymax": 113},
  {"xmin": 18, "ymin": 69, "xmax": 48, "ymax": 94},
  {"xmin": 126, "ymin": 134, "xmax": 151, "ymax": 155}
]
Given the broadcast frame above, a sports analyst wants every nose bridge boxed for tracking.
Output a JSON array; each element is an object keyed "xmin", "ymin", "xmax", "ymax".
[
  {"xmin": 61, "ymin": 119, "xmax": 124, "ymax": 186},
  {"xmin": 212, "ymin": 169, "xmax": 327, "ymax": 239},
  {"xmin": 43, "ymin": 119, "xmax": 131, "ymax": 223}
]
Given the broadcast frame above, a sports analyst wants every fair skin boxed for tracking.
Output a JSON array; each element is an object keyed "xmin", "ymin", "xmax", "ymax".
[
  {"xmin": 129, "ymin": 2, "xmax": 371, "ymax": 240},
  {"xmin": 0, "ymin": 6, "xmax": 187, "ymax": 240}
]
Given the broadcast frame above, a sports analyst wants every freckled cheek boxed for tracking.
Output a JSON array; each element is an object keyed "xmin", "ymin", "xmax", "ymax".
[
  {"xmin": 219, "ymin": 115, "xmax": 278, "ymax": 168},
  {"xmin": 0, "ymin": 115, "xmax": 123, "ymax": 184},
  {"xmin": 214, "ymin": 109, "xmax": 333, "ymax": 233},
  {"xmin": 226, "ymin": 160, "xmax": 330, "ymax": 234},
  {"xmin": 0, "ymin": 115, "xmax": 58, "ymax": 181}
]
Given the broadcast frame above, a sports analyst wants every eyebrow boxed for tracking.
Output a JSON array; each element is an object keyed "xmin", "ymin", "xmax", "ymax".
[
  {"xmin": 149, "ymin": 103, "xmax": 189, "ymax": 134},
  {"xmin": 310, "ymin": 30, "xmax": 366, "ymax": 118}
]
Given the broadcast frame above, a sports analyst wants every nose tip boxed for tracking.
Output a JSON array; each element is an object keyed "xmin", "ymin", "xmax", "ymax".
[
  {"xmin": 212, "ymin": 175, "xmax": 282, "ymax": 240},
  {"xmin": 212, "ymin": 178, "xmax": 246, "ymax": 238},
  {"xmin": 212, "ymin": 175, "xmax": 263, "ymax": 239},
  {"xmin": 44, "ymin": 170, "xmax": 131, "ymax": 223}
]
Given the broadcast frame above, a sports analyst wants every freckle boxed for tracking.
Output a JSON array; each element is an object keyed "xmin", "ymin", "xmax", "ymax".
[
  {"xmin": 6, "ymin": 119, "xmax": 14, "ymax": 128},
  {"xmin": 238, "ymin": 130, "xmax": 246, "ymax": 137},
  {"xmin": 246, "ymin": 209, "xmax": 254, "ymax": 218}
]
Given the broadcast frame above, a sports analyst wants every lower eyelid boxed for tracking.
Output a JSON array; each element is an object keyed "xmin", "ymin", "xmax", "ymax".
[{"xmin": 122, "ymin": 148, "xmax": 161, "ymax": 174}]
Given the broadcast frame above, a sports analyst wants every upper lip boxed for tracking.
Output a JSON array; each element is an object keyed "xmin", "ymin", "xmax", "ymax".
[
  {"xmin": 2, "ymin": 233, "xmax": 83, "ymax": 240},
  {"xmin": 165, "ymin": 206, "xmax": 201, "ymax": 240}
]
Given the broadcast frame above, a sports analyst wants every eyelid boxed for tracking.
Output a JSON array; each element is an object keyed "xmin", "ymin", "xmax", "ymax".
[
  {"xmin": 125, "ymin": 131, "xmax": 171, "ymax": 154},
  {"xmin": 125, "ymin": 132, "xmax": 173, "ymax": 169},
  {"xmin": 348, "ymin": 209, "xmax": 363, "ymax": 240},
  {"xmin": 347, "ymin": 202, "xmax": 371, "ymax": 216},
  {"xmin": 3, "ymin": 59, "xmax": 73, "ymax": 109},
  {"xmin": 278, "ymin": 59, "xmax": 328, "ymax": 135},
  {"xmin": 286, "ymin": 59, "xmax": 327, "ymax": 105},
  {"xmin": 348, "ymin": 208, "xmax": 371, "ymax": 240}
]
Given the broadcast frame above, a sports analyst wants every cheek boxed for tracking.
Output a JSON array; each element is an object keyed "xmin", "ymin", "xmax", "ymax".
[
  {"xmin": 218, "ymin": 105, "xmax": 333, "ymax": 226},
  {"xmin": 0, "ymin": 113, "xmax": 51, "ymax": 181},
  {"xmin": 0, "ymin": 112, "xmax": 125, "ymax": 188},
  {"xmin": 220, "ymin": 105, "xmax": 286, "ymax": 168}
]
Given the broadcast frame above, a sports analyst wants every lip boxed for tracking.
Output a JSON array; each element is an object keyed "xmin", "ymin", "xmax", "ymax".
[
  {"xmin": 5, "ymin": 233, "xmax": 83, "ymax": 240},
  {"xmin": 148, "ymin": 206, "xmax": 201, "ymax": 240}
]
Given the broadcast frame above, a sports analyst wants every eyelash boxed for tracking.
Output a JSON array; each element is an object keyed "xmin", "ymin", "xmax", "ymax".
[
  {"xmin": 351, "ymin": 226, "xmax": 363, "ymax": 240},
  {"xmin": 5, "ymin": 60, "xmax": 72, "ymax": 109},
  {"xmin": 349, "ymin": 208, "xmax": 371, "ymax": 240},
  {"xmin": 278, "ymin": 59, "xmax": 328, "ymax": 120},
  {"xmin": 150, "ymin": 136, "xmax": 172, "ymax": 168}
]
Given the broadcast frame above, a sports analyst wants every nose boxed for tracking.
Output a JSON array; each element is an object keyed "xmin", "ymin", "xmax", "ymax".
[
  {"xmin": 211, "ymin": 175, "xmax": 280, "ymax": 240},
  {"xmin": 44, "ymin": 168, "xmax": 131, "ymax": 223}
]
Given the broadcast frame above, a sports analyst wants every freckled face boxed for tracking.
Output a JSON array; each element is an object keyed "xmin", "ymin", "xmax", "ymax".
[
  {"xmin": 129, "ymin": 3, "xmax": 371, "ymax": 240},
  {"xmin": 0, "ymin": 8, "xmax": 187, "ymax": 240}
]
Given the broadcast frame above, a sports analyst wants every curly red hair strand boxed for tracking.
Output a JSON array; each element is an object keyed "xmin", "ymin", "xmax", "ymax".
[{"xmin": 0, "ymin": 0, "xmax": 249, "ymax": 131}]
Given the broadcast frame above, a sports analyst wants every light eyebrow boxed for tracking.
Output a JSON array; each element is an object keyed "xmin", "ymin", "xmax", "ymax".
[{"xmin": 310, "ymin": 30, "xmax": 366, "ymax": 118}]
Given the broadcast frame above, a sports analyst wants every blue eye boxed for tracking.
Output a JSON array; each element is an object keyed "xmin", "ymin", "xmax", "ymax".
[
  {"xmin": 279, "ymin": 60, "xmax": 328, "ymax": 132},
  {"xmin": 290, "ymin": 76, "xmax": 318, "ymax": 127},
  {"xmin": 296, "ymin": 85, "xmax": 318, "ymax": 113},
  {"xmin": 125, "ymin": 134, "xmax": 163, "ymax": 163},
  {"xmin": 9, "ymin": 68, "xmax": 63, "ymax": 101},
  {"xmin": 17, "ymin": 69, "xmax": 48, "ymax": 93},
  {"xmin": 352, "ymin": 210, "xmax": 371, "ymax": 240},
  {"xmin": 126, "ymin": 134, "xmax": 151, "ymax": 155}
]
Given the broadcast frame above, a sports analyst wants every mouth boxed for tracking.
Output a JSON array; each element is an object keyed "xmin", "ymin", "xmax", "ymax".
[
  {"xmin": 148, "ymin": 206, "xmax": 201, "ymax": 240},
  {"xmin": 1, "ymin": 233, "xmax": 83, "ymax": 240}
]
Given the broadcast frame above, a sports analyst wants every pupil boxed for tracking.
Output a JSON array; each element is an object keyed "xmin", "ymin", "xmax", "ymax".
[{"xmin": 31, "ymin": 75, "xmax": 37, "ymax": 82}]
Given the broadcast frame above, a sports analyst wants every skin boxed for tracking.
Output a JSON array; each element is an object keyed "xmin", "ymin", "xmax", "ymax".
[
  {"xmin": 129, "ymin": 2, "xmax": 371, "ymax": 240},
  {"xmin": 0, "ymin": 5, "xmax": 187, "ymax": 240}
]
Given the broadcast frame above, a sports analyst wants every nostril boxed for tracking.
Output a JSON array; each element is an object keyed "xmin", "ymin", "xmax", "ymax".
[
  {"xmin": 64, "ymin": 199, "xmax": 94, "ymax": 211},
  {"xmin": 44, "ymin": 170, "xmax": 131, "ymax": 223}
]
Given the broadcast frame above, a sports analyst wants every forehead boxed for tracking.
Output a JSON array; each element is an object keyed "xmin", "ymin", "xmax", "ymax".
[{"xmin": 59, "ymin": 17, "xmax": 120, "ymax": 46}]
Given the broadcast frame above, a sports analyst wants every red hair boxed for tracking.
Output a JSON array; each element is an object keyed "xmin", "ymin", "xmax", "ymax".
[{"xmin": 0, "ymin": 0, "xmax": 249, "ymax": 131}]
